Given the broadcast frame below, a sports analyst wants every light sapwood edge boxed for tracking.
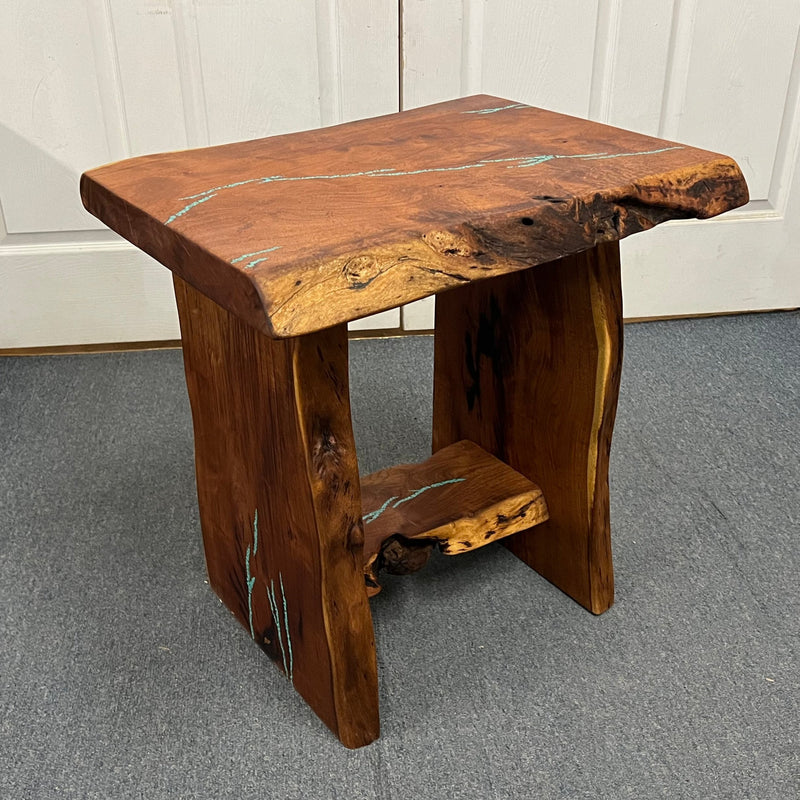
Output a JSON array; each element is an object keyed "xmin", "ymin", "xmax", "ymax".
[
  {"xmin": 290, "ymin": 337, "xmax": 340, "ymax": 698},
  {"xmin": 362, "ymin": 487, "xmax": 549, "ymax": 595},
  {"xmin": 586, "ymin": 254, "xmax": 614, "ymax": 532},
  {"xmin": 423, "ymin": 490, "xmax": 549, "ymax": 554},
  {"xmin": 586, "ymin": 248, "xmax": 619, "ymax": 613},
  {"xmin": 290, "ymin": 330, "xmax": 380, "ymax": 748}
]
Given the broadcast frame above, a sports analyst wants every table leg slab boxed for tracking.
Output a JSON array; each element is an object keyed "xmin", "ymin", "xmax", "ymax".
[
  {"xmin": 432, "ymin": 242, "xmax": 622, "ymax": 614},
  {"xmin": 174, "ymin": 276, "xmax": 379, "ymax": 748}
]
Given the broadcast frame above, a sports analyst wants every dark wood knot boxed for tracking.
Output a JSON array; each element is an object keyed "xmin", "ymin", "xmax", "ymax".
[
  {"xmin": 348, "ymin": 519, "xmax": 365, "ymax": 550},
  {"xmin": 312, "ymin": 428, "xmax": 343, "ymax": 482},
  {"xmin": 422, "ymin": 229, "xmax": 475, "ymax": 257},
  {"xmin": 343, "ymin": 256, "xmax": 381, "ymax": 289}
]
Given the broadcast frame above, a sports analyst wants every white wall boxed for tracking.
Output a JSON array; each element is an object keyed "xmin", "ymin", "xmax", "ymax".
[
  {"xmin": 0, "ymin": 0, "xmax": 399, "ymax": 348},
  {"xmin": 1, "ymin": 0, "xmax": 798, "ymax": 347},
  {"xmin": 401, "ymin": 0, "xmax": 800, "ymax": 328}
]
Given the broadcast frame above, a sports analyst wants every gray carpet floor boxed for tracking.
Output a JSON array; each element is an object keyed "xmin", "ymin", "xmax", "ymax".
[{"xmin": 1, "ymin": 312, "xmax": 798, "ymax": 799}]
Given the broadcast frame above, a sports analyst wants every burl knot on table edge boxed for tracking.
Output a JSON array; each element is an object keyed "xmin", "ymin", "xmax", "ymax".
[{"xmin": 80, "ymin": 95, "xmax": 748, "ymax": 748}]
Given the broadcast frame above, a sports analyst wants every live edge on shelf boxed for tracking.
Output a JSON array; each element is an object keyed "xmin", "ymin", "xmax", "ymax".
[{"xmin": 361, "ymin": 440, "xmax": 549, "ymax": 595}]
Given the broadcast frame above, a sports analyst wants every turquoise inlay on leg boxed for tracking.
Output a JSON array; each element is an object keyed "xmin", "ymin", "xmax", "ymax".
[
  {"xmin": 279, "ymin": 573, "xmax": 293, "ymax": 683},
  {"xmin": 265, "ymin": 580, "xmax": 280, "ymax": 652},
  {"xmin": 245, "ymin": 545, "xmax": 256, "ymax": 639},
  {"xmin": 253, "ymin": 509, "xmax": 258, "ymax": 555},
  {"xmin": 267, "ymin": 579, "xmax": 289, "ymax": 676}
]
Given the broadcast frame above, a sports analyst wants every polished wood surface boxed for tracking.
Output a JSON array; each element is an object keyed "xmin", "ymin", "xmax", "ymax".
[
  {"xmin": 361, "ymin": 439, "xmax": 549, "ymax": 595},
  {"xmin": 81, "ymin": 95, "xmax": 747, "ymax": 337},
  {"xmin": 173, "ymin": 276, "xmax": 379, "ymax": 748},
  {"xmin": 433, "ymin": 242, "xmax": 622, "ymax": 614}
]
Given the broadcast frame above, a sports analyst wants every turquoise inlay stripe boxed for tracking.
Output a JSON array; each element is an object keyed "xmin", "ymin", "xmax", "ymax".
[
  {"xmin": 363, "ymin": 478, "xmax": 467, "ymax": 524},
  {"xmin": 392, "ymin": 478, "xmax": 466, "ymax": 508},
  {"xmin": 245, "ymin": 545, "xmax": 256, "ymax": 639},
  {"xmin": 268, "ymin": 579, "xmax": 289, "ymax": 676},
  {"xmin": 571, "ymin": 146, "xmax": 682, "ymax": 161},
  {"xmin": 163, "ymin": 146, "xmax": 685, "ymax": 224},
  {"xmin": 265, "ymin": 580, "xmax": 278, "ymax": 630},
  {"xmin": 181, "ymin": 177, "xmax": 270, "ymax": 200},
  {"xmin": 253, "ymin": 509, "xmax": 258, "ymax": 555},
  {"xmin": 279, "ymin": 573, "xmax": 293, "ymax": 683},
  {"xmin": 509, "ymin": 147, "xmax": 682, "ymax": 169},
  {"xmin": 514, "ymin": 155, "xmax": 556, "ymax": 168},
  {"xmin": 259, "ymin": 167, "xmax": 402, "ymax": 185},
  {"xmin": 362, "ymin": 495, "xmax": 399, "ymax": 524},
  {"xmin": 230, "ymin": 246, "xmax": 281, "ymax": 265},
  {"xmin": 164, "ymin": 193, "xmax": 216, "ymax": 225},
  {"xmin": 462, "ymin": 103, "xmax": 528, "ymax": 114},
  {"xmin": 265, "ymin": 580, "xmax": 281, "ymax": 652},
  {"xmin": 244, "ymin": 258, "xmax": 269, "ymax": 269},
  {"xmin": 179, "ymin": 168, "xmax": 398, "ymax": 202}
]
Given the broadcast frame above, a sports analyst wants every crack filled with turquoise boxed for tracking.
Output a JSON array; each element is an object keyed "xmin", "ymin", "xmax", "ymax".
[
  {"xmin": 279, "ymin": 573, "xmax": 293, "ymax": 682},
  {"xmin": 362, "ymin": 495, "xmax": 399, "ymax": 524},
  {"xmin": 230, "ymin": 246, "xmax": 281, "ymax": 269},
  {"xmin": 245, "ymin": 544, "xmax": 256, "ymax": 640},
  {"xmin": 244, "ymin": 509, "xmax": 259, "ymax": 639},
  {"xmin": 363, "ymin": 477, "xmax": 467, "ymax": 524},
  {"xmin": 164, "ymin": 193, "xmax": 216, "ymax": 225},
  {"xmin": 243, "ymin": 509, "xmax": 293, "ymax": 682},
  {"xmin": 267, "ymin": 578, "xmax": 292, "ymax": 681},
  {"xmin": 163, "ymin": 146, "xmax": 684, "ymax": 225}
]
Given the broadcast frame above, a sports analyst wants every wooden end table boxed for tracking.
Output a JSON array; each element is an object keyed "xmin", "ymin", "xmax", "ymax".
[{"xmin": 80, "ymin": 95, "xmax": 748, "ymax": 748}]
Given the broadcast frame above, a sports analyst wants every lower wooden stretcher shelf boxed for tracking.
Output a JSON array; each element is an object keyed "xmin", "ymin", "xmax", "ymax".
[{"xmin": 360, "ymin": 440, "xmax": 549, "ymax": 596}]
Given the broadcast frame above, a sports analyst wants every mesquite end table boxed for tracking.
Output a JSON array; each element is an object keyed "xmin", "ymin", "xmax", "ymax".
[{"xmin": 81, "ymin": 95, "xmax": 748, "ymax": 748}]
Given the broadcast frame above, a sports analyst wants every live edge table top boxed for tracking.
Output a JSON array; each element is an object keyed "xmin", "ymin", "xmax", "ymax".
[{"xmin": 81, "ymin": 94, "xmax": 748, "ymax": 338}]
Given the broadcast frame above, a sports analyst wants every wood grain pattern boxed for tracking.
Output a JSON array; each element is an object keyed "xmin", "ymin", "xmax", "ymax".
[
  {"xmin": 360, "ymin": 440, "xmax": 549, "ymax": 595},
  {"xmin": 173, "ymin": 276, "xmax": 378, "ymax": 748},
  {"xmin": 432, "ymin": 242, "xmax": 623, "ymax": 615},
  {"xmin": 80, "ymin": 94, "xmax": 748, "ymax": 337}
]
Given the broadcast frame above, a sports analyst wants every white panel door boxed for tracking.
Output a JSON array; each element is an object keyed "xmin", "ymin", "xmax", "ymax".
[
  {"xmin": 4, "ymin": 1, "xmax": 797, "ymax": 345},
  {"xmin": 0, "ymin": 0, "xmax": 398, "ymax": 348},
  {"xmin": 401, "ymin": 0, "xmax": 800, "ymax": 328}
]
